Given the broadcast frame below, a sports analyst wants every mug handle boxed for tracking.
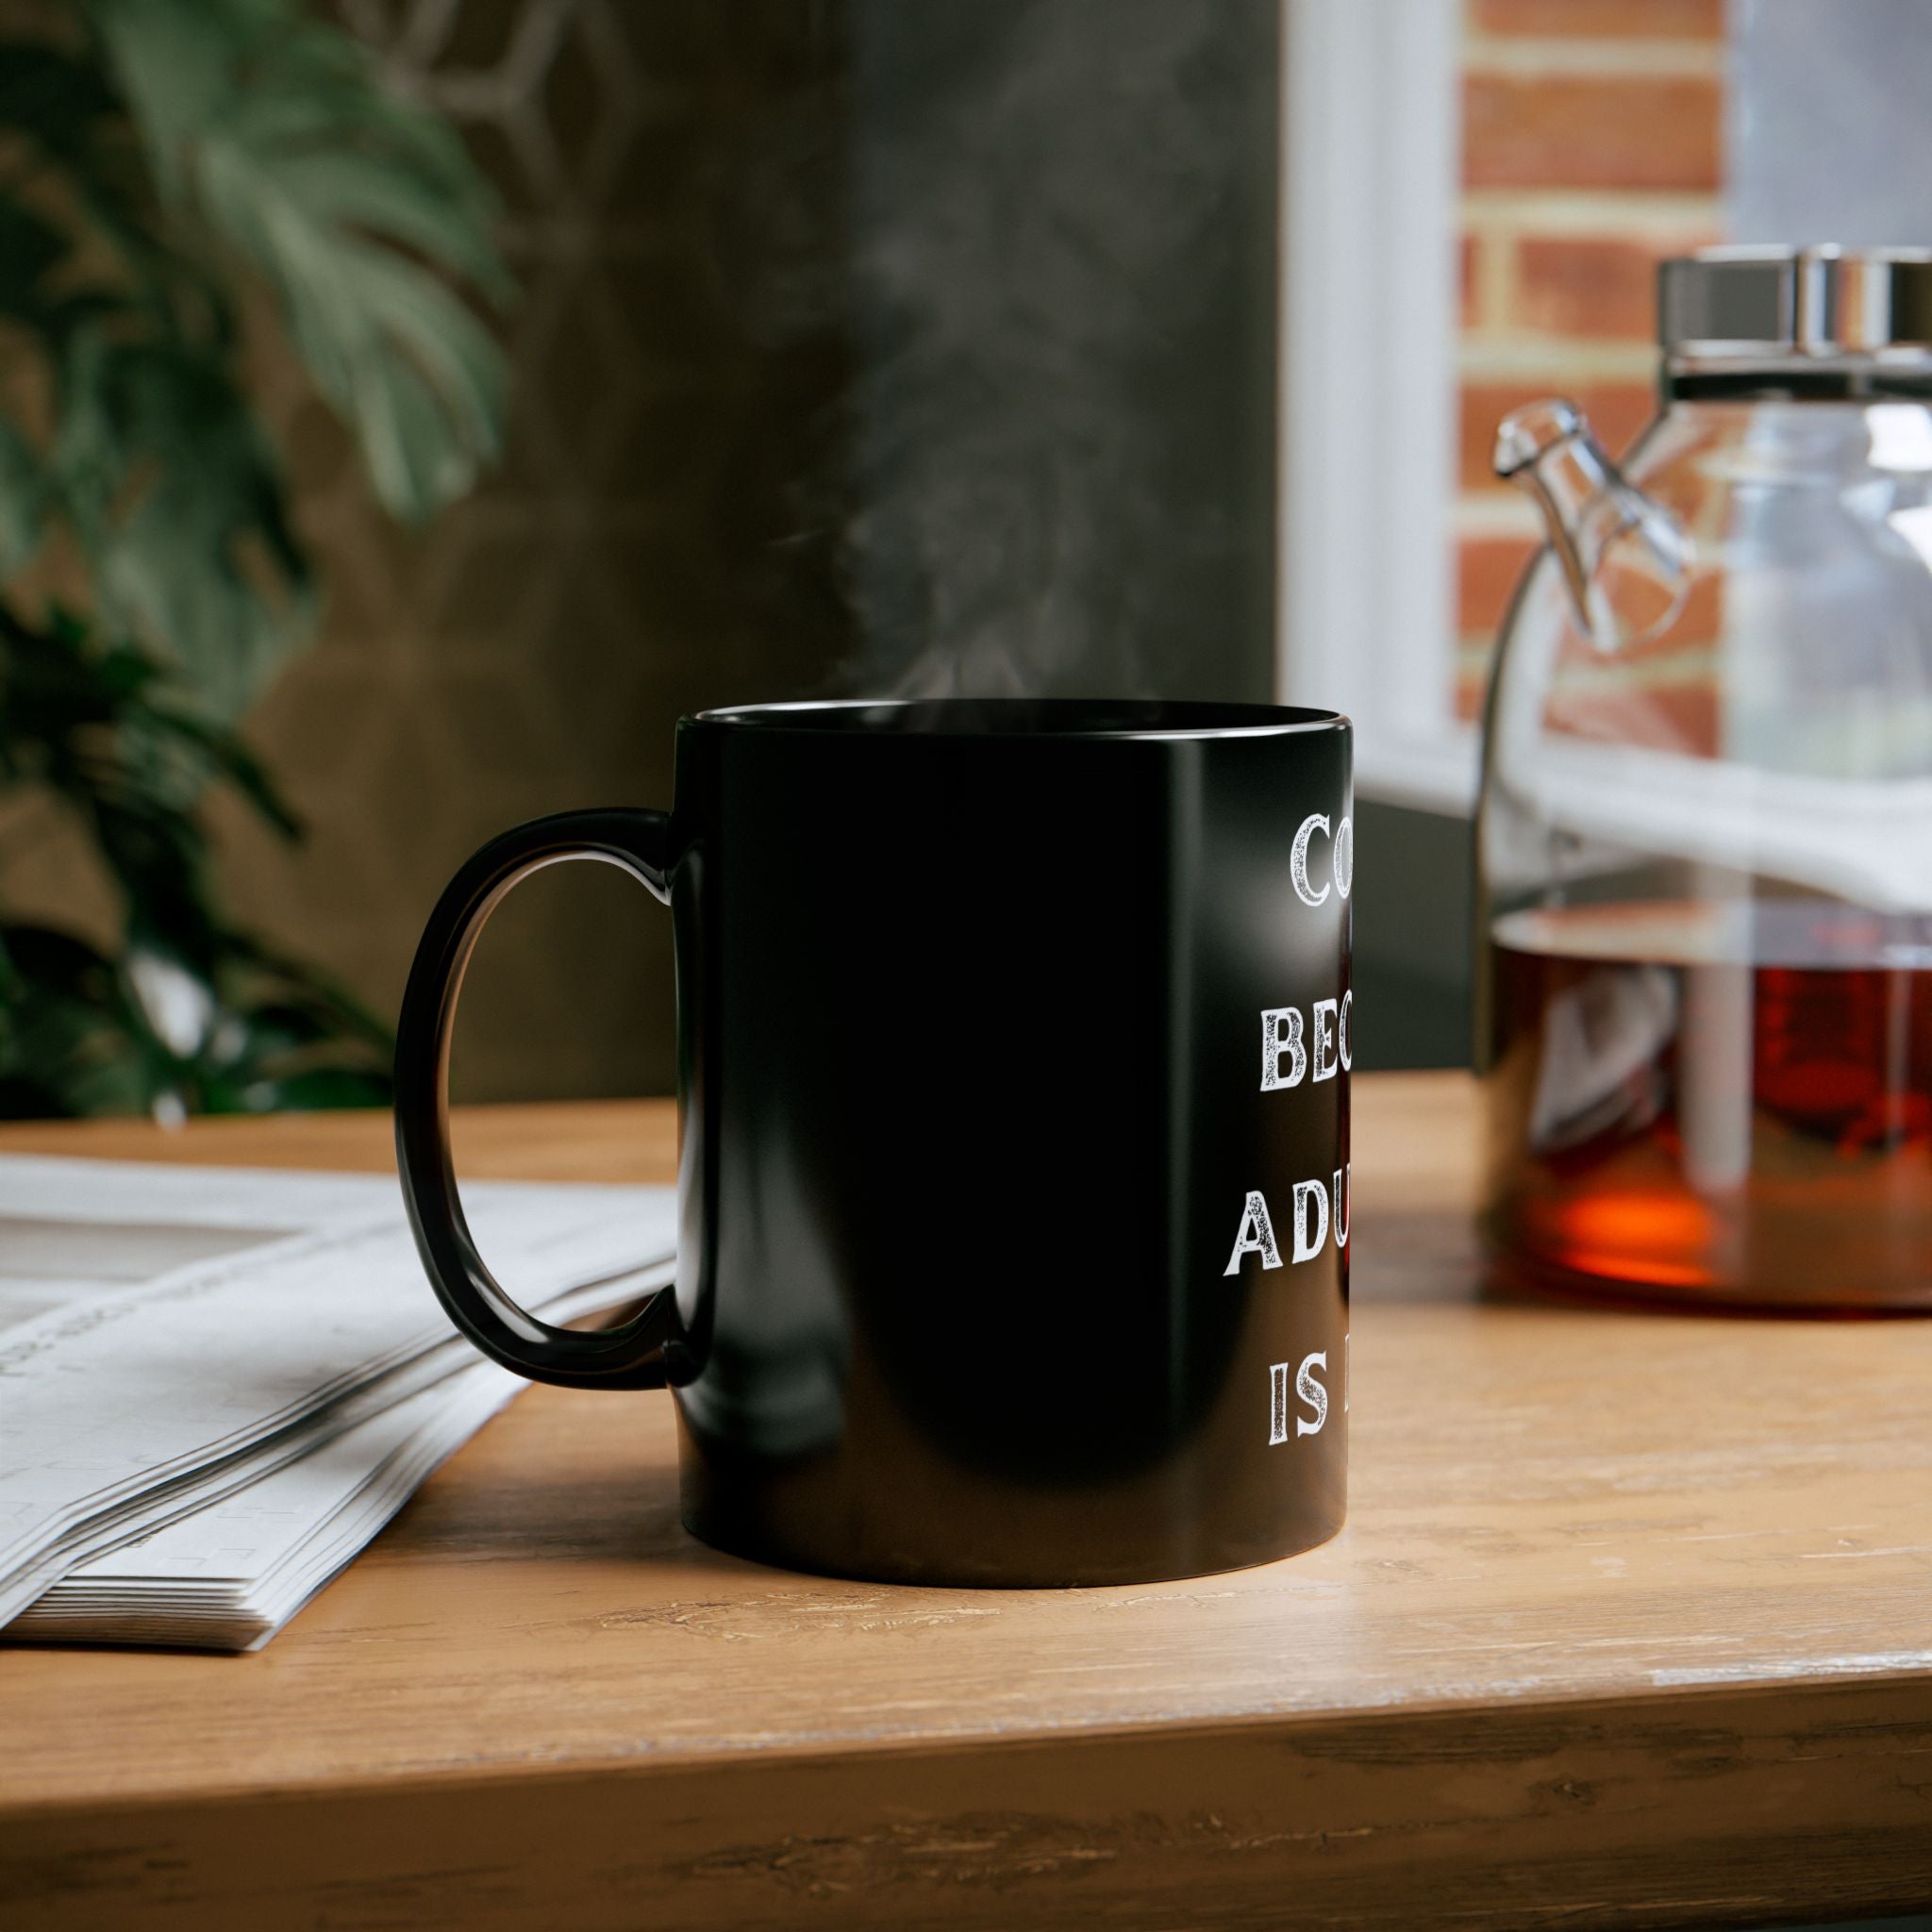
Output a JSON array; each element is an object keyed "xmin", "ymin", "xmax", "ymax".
[{"xmin": 394, "ymin": 808, "xmax": 683, "ymax": 1390}]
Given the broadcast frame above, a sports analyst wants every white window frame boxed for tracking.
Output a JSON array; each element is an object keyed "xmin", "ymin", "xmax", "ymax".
[{"xmin": 1277, "ymin": 0, "xmax": 1475, "ymax": 815}]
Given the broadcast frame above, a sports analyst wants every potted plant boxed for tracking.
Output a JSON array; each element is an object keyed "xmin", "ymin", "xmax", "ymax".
[{"xmin": 0, "ymin": 0, "xmax": 508, "ymax": 1117}]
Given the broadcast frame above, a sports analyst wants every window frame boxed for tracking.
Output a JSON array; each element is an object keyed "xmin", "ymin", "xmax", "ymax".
[{"xmin": 1275, "ymin": 0, "xmax": 1476, "ymax": 815}]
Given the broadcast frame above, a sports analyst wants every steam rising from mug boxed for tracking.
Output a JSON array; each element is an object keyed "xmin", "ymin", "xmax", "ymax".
[{"xmin": 758, "ymin": 0, "xmax": 1279, "ymax": 701}]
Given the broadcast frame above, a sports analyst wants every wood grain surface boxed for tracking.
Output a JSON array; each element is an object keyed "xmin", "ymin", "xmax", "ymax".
[{"xmin": 3, "ymin": 1074, "xmax": 1930, "ymax": 1930}]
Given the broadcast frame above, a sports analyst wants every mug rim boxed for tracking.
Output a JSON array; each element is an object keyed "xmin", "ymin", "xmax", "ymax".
[{"xmin": 689, "ymin": 698, "xmax": 1348, "ymax": 741}]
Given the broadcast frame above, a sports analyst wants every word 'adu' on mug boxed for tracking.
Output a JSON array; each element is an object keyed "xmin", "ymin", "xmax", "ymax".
[{"xmin": 1224, "ymin": 794, "xmax": 1353, "ymax": 1282}]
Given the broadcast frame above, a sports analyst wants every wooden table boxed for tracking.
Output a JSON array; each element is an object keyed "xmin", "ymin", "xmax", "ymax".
[{"xmin": 3, "ymin": 1074, "xmax": 1930, "ymax": 1931}]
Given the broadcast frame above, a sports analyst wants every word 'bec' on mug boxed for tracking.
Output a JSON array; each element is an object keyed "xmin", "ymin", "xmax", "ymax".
[{"xmin": 394, "ymin": 699, "xmax": 1353, "ymax": 1588}]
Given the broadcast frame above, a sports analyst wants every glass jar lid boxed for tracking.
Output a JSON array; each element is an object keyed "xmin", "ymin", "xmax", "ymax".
[{"xmin": 1660, "ymin": 245, "xmax": 1932, "ymax": 365}]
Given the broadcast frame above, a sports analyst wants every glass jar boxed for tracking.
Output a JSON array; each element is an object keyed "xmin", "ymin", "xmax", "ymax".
[{"xmin": 1477, "ymin": 246, "xmax": 1932, "ymax": 1310}]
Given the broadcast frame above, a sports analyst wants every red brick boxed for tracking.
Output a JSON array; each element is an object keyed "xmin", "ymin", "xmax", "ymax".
[
  {"xmin": 1459, "ymin": 379, "xmax": 1657, "ymax": 492},
  {"xmin": 1516, "ymin": 236, "xmax": 1679, "ymax": 341},
  {"xmin": 1455, "ymin": 657, "xmax": 1495, "ymax": 724},
  {"xmin": 1461, "ymin": 234, "xmax": 1480, "ymax": 328},
  {"xmin": 1644, "ymin": 568, "xmax": 1724, "ymax": 651},
  {"xmin": 1458, "ymin": 534, "xmax": 1541, "ymax": 636},
  {"xmin": 1545, "ymin": 680, "xmax": 1720, "ymax": 757},
  {"xmin": 1556, "ymin": 566, "xmax": 1725, "ymax": 661},
  {"xmin": 1474, "ymin": 0, "xmax": 1724, "ymax": 38},
  {"xmin": 1464, "ymin": 74, "xmax": 1722, "ymax": 192}
]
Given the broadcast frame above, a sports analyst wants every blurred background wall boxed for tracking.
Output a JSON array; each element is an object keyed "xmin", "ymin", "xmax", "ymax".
[
  {"xmin": 15, "ymin": 0, "xmax": 1931, "ymax": 1108},
  {"xmin": 214, "ymin": 2, "xmax": 854, "ymax": 1107},
  {"xmin": 208, "ymin": 0, "xmax": 1280, "ymax": 1103},
  {"xmin": 43, "ymin": 0, "xmax": 1848, "ymax": 1103}
]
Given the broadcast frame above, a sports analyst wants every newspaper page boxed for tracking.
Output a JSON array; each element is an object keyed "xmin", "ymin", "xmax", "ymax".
[{"xmin": 0, "ymin": 1158, "xmax": 676, "ymax": 1634}]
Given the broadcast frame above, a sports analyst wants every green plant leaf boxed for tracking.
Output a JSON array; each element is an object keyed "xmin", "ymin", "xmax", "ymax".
[
  {"xmin": 0, "ymin": 43, "xmax": 122, "ymax": 166},
  {"xmin": 229, "ymin": 1066, "xmax": 391, "ymax": 1113},
  {"xmin": 78, "ymin": 0, "xmax": 239, "ymax": 203},
  {"xmin": 0, "ymin": 0, "xmax": 493, "ymax": 1119},
  {"xmin": 143, "ymin": 702, "xmax": 301, "ymax": 837},
  {"xmin": 0, "ymin": 36, "xmax": 216, "ymax": 340},
  {"xmin": 50, "ymin": 330, "xmax": 313, "ymax": 714},
  {"xmin": 0, "ymin": 923, "xmax": 151, "ymax": 1117},
  {"xmin": 0, "ymin": 418, "xmax": 43, "ymax": 571},
  {"xmin": 0, "ymin": 197, "xmax": 69, "ymax": 325},
  {"xmin": 90, "ymin": 0, "xmax": 509, "ymax": 524}
]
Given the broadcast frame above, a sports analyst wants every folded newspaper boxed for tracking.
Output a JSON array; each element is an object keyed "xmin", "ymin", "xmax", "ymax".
[{"xmin": 0, "ymin": 1156, "xmax": 675, "ymax": 1651}]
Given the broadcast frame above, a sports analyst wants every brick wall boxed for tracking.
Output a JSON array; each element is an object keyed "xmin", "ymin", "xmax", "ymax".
[{"xmin": 1455, "ymin": 0, "xmax": 1726, "ymax": 719}]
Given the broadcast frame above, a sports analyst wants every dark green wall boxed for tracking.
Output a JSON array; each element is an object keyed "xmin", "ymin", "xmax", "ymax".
[
  {"xmin": 241, "ymin": 0, "xmax": 1284, "ymax": 1102},
  {"xmin": 836, "ymin": 0, "xmax": 1279, "ymax": 704},
  {"xmin": 1352, "ymin": 799, "xmax": 1473, "ymax": 1072}
]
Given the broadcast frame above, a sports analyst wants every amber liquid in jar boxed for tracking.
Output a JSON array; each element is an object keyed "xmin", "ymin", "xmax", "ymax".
[{"xmin": 1484, "ymin": 900, "xmax": 1932, "ymax": 1310}]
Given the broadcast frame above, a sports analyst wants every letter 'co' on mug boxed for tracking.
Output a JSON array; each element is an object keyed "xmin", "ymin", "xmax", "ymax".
[{"xmin": 395, "ymin": 700, "xmax": 1352, "ymax": 1587}]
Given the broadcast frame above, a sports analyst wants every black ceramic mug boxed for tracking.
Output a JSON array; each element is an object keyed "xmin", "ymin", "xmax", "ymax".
[{"xmin": 395, "ymin": 699, "xmax": 1352, "ymax": 1586}]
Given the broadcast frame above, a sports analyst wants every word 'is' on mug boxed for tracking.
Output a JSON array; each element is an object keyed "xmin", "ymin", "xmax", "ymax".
[{"xmin": 395, "ymin": 699, "xmax": 1352, "ymax": 1588}]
